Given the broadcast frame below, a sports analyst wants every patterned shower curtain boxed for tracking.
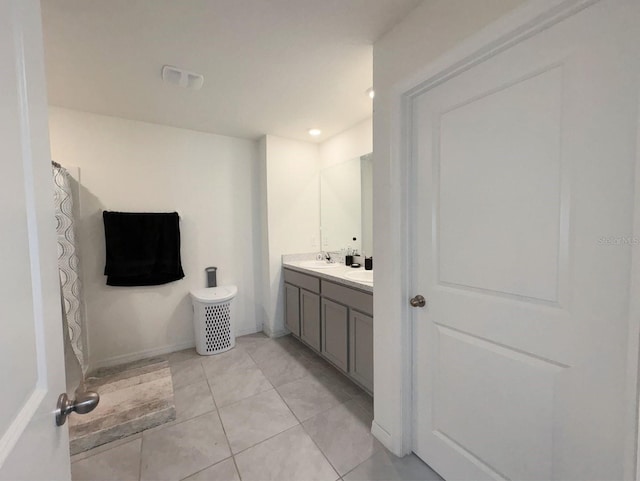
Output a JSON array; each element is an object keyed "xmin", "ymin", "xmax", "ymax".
[{"xmin": 52, "ymin": 162, "xmax": 87, "ymax": 375}]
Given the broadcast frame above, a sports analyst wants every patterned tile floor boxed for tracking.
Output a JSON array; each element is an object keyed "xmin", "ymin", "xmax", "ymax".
[{"xmin": 71, "ymin": 333, "xmax": 442, "ymax": 481}]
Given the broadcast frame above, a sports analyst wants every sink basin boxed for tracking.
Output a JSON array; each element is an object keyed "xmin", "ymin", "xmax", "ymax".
[
  {"xmin": 298, "ymin": 260, "xmax": 341, "ymax": 269},
  {"xmin": 343, "ymin": 270, "xmax": 373, "ymax": 283}
]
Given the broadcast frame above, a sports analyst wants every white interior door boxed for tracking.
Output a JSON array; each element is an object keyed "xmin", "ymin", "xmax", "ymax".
[
  {"xmin": 0, "ymin": 1, "xmax": 71, "ymax": 480},
  {"xmin": 412, "ymin": 1, "xmax": 640, "ymax": 480}
]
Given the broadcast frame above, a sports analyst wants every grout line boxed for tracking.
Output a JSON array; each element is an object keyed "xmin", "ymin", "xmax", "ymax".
[
  {"xmin": 299, "ymin": 417, "xmax": 342, "ymax": 479},
  {"xmin": 243, "ymin": 345, "xmax": 260, "ymax": 365},
  {"xmin": 70, "ymin": 433, "xmax": 143, "ymax": 464},
  {"xmin": 216, "ymin": 385, "xmax": 279, "ymax": 410},
  {"xmin": 230, "ymin": 423, "xmax": 301, "ymax": 458},
  {"xmin": 203, "ymin": 362, "xmax": 220, "ymax": 412},
  {"xmin": 274, "ymin": 377, "xmax": 357, "ymax": 426},
  {"xmin": 202, "ymin": 367, "xmax": 243, "ymax": 481},
  {"xmin": 176, "ymin": 456, "xmax": 234, "ymax": 481},
  {"xmin": 173, "ymin": 364, "xmax": 235, "ymax": 481},
  {"xmin": 267, "ymin": 341, "xmax": 376, "ymax": 479},
  {"xmin": 272, "ymin": 380, "xmax": 375, "ymax": 478},
  {"xmin": 296, "ymin": 395, "xmax": 378, "ymax": 479},
  {"xmin": 168, "ymin": 360, "xmax": 235, "ymax": 481},
  {"xmin": 137, "ymin": 433, "xmax": 144, "ymax": 481},
  {"xmin": 169, "ymin": 358, "xmax": 207, "ymax": 391},
  {"xmin": 144, "ymin": 406, "xmax": 218, "ymax": 436},
  {"xmin": 272, "ymin": 385, "xmax": 305, "ymax": 424},
  {"xmin": 176, "ymin": 405, "xmax": 218, "ymax": 424},
  {"xmin": 213, "ymin": 382, "xmax": 275, "ymax": 410},
  {"xmin": 231, "ymin": 454, "xmax": 243, "ymax": 481},
  {"xmin": 203, "ymin": 352, "xmax": 302, "ymax": 458},
  {"xmin": 200, "ymin": 353, "xmax": 275, "ymax": 410},
  {"xmin": 340, "ymin": 450, "xmax": 380, "ymax": 480},
  {"xmin": 203, "ymin": 370, "xmax": 234, "ymax": 458}
]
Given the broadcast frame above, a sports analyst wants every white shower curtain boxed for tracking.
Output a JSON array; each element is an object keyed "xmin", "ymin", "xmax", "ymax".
[{"xmin": 53, "ymin": 162, "xmax": 87, "ymax": 376}]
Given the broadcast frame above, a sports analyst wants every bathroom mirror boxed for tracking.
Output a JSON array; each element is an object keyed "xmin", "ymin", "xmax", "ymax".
[{"xmin": 320, "ymin": 153, "xmax": 373, "ymax": 255}]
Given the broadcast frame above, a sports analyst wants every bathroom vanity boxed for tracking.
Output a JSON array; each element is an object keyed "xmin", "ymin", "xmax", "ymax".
[{"xmin": 282, "ymin": 260, "xmax": 373, "ymax": 394}]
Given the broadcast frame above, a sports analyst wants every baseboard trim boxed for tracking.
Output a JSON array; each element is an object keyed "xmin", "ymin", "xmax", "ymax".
[
  {"xmin": 263, "ymin": 324, "xmax": 289, "ymax": 339},
  {"xmin": 372, "ymin": 420, "xmax": 402, "ymax": 456},
  {"xmin": 90, "ymin": 341, "xmax": 196, "ymax": 371},
  {"xmin": 270, "ymin": 329, "xmax": 290, "ymax": 338},
  {"xmin": 236, "ymin": 326, "xmax": 262, "ymax": 337},
  {"xmin": 89, "ymin": 326, "xmax": 264, "ymax": 372}
]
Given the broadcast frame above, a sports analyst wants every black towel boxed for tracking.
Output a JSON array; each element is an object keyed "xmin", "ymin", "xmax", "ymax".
[{"xmin": 103, "ymin": 211, "xmax": 185, "ymax": 286}]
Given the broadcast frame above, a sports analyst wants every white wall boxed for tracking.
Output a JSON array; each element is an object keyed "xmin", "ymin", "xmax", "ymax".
[
  {"xmin": 259, "ymin": 120, "xmax": 372, "ymax": 336},
  {"xmin": 371, "ymin": 0, "xmax": 524, "ymax": 455},
  {"xmin": 48, "ymin": 107, "xmax": 263, "ymax": 369},
  {"xmin": 260, "ymin": 135, "xmax": 320, "ymax": 336},
  {"xmin": 319, "ymin": 117, "xmax": 372, "ymax": 170}
]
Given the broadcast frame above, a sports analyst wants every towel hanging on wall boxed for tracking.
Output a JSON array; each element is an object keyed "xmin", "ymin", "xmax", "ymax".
[{"xmin": 103, "ymin": 211, "xmax": 185, "ymax": 286}]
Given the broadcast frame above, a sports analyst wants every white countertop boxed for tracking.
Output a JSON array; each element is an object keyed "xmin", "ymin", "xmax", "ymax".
[{"xmin": 282, "ymin": 260, "xmax": 373, "ymax": 293}]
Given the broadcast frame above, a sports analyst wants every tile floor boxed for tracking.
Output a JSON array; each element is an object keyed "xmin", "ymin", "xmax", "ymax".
[{"xmin": 71, "ymin": 333, "xmax": 442, "ymax": 481}]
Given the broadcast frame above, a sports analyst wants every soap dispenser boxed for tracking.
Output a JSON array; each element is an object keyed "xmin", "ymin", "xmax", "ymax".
[
  {"xmin": 365, "ymin": 257, "xmax": 373, "ymax": 270},
  {"xmin": 344, "ymin": 246, "xmax": 353, "ymax": 266}
]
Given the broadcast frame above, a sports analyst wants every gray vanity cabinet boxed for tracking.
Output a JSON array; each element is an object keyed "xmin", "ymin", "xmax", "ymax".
[
  {"xmin": 283, "ymin": 267, "xmax": 373, "ymax": 394},
  {"xmin": 300, "ymin": 290, "xmax": 321, "ymax": 350},
  {"xmin": 321, "ymin": 298, "xmax": 349, "ymax": 371},
  {"xmin": 349, "ymin": 310, "xmax": 373, "ymax": 392},
  {"xmin": 284, "ymin": 283, "xmax": 300, "ymax": 336},
  {"xmin": 283, "ymin": 268, "xmax": 321, "ymax": 348}
]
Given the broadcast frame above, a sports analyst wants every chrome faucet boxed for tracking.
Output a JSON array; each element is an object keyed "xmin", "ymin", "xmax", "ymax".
[{"xmin": 317, "ymin": 251, "xmax": 334, "ymax": 263}]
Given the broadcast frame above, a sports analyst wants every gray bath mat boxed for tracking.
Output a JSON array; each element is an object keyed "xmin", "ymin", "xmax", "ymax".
[{"xmin": 69, "ymin": 357, "xmax": 176, "ymax": 455}]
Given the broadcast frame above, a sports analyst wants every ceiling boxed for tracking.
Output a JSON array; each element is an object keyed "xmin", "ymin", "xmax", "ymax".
[{"xmin": 40, "ymin": 0, "xmax": 422, "ymax": 142}]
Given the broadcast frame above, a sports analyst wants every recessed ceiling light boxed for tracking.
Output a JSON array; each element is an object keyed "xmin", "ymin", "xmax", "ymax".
[
  {"xmin": 366, "ymin": 87, "xmax": 375, "ymax": 99},
  {"xmin": 308, "ymin": 128, "xmax": 322, "ymax": 136}
]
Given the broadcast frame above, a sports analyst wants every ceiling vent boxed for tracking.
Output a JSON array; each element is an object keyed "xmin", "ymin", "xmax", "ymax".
[{"xmin": 161, "ymin": 65, "xmax": 204, "ymax": 90}]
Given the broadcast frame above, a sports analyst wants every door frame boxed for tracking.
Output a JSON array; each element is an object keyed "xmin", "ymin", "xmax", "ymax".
[
  {"xmin": 629, "ymin": 78, "xmax": 640, "ymax": 481},
  {"xmin": 381, "ymin": 0, "xmax": 640, "ymax": 478}
]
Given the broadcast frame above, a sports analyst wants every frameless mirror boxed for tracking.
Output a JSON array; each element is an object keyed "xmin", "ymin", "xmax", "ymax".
[{"xmin": 320, "ymin": 153, "xmax": 373, "ymax": 255}]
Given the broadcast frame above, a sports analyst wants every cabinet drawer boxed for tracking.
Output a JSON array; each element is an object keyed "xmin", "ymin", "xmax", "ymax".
[
  {"xmin": 284, "ymin": 268, "xmax": 320, "ymax": 294},
  {"xmin": 321, "ymin": 280, "xmax": 373, "ymax": 316}
]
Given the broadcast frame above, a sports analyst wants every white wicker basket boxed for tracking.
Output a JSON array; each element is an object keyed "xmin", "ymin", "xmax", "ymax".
[{"xmin": 190, "ymin": 285, "xmax": 238, "ymax": 355}]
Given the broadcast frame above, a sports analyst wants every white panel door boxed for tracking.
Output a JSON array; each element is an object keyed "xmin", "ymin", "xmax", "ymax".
[
  {"xmin": 0, "ymin": 1, "xmax": 71, "ymax": 480},
  {"xmin": 412, "ymin": 1, "xmax": 640, "ymax": 480}
]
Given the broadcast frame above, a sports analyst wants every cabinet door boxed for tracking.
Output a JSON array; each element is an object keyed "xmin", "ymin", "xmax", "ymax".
[
  {"xmin": 284, "ymin": 283, "xmax": 300, "ymax": 336},
  {"xmin": 300, "ymin": 289, "xmax": 320, "ymax": 351},
  {"xmin": 321, "ymin": 298, "xmax": 349, "ymax": 372},
  {"xmin": 349, "ymin": 310, "xmax": 373, "ymax": 392}
]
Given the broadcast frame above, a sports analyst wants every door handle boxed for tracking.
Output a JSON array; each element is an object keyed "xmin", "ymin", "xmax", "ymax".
[
  {"xmin": 55, "ymin": 391, "xmax": 100, "ymax": 426},
  {"xmin": 410, "ymin": 295, "xmax": 426, "ymax": 308}
]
